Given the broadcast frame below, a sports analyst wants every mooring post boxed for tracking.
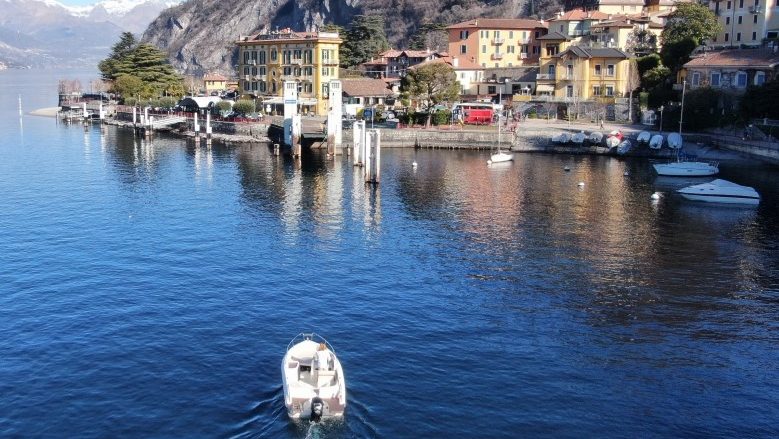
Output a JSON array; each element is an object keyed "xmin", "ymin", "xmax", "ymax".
[
  {"xmin": 273, "ymin": 143, "xmax": 280, "ymax": 156},
  {"xmin": 98, "ymin": 102, "xmax": 104, "ymax": 122},
  {"xmin": 292, "ymin": 114, "xmax": 301, "ymax": 151},
  {"xmin": 363, "ymin": 129, "xmax": 373, "ymax": 183},
  {"xmin": 353, "ymin": 120, "xmax": 365, "ymax": 166},
  {"xmin": 132, "ymin": 106, "xmax": 137, "ymax": 128},
  {"xmin": 365, "ymin": 129, "xmax": 381, "ymax": 184},
  {"xmin": 327, "ymin": 79, "xmax": 343, "ymax": 156},
  {"xmin": 193, "ymin": 112, "xmax": 200, "ymax": 143},
  {"xmin": 206, "ymin": 112, "xmax": 212, "ymax": 140},
  {"xmin": 146, "ymin": 116, "xmax": 154, "ymax": 137}
]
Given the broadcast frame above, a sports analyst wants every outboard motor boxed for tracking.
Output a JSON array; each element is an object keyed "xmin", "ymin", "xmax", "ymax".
[{"xmin": 310, "ymin": 397, "xmax": 324, "ymax": 423}]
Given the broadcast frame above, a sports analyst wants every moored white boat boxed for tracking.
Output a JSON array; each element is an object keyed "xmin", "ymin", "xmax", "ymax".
[
  {"xmin": 552, "ymin": 133, "xmax": 571, "ymax": 144},
  {"xmin": 605, "ymin": 136, "xmax": 620, "ymax": 148},
  {"xmin": 282, "ymin": 333, "xmax": 347, "ymax": 422},
  {"xmin": 617, "ymin": 140, "xmax": 632, "ymax": 155},
  {"xmin": 589, "ymin": 131, "xmax": 603, "ymax": 145},
  {"xmin": 637, "ymin": 131, "xmax": 651, "ymax": 145},
  {"xmin": 653, "ymin": 160, "xmax": 719, "ymax": 176},
  {"xmin": 490, "ymin": 151, "xmax": 514, "ymax": 163},
  {"xmin": 571, "ymin": 131, "xmax": 586, "ymax": 145},
  {"xmin": 667, "ymin": 132, "xmax": 683, "ymax": 149},
  {"xmin": 649, "ymin": 134, "xmax": 664, "ymax": 149},
  {"xmin": 677, "ymin": 179, "xmax": 760, "ymax": 205}
]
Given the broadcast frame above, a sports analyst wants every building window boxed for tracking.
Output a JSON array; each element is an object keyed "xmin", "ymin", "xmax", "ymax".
[
  {"xmin": 753, "ymin": 32, "xmax": 757, "ymax": 40},
  {"xmin": 725, "ymin": 33, "xmax": 730, "ymax": 42},
  {"xmin": 488, "ymin": 86, "xmax": 496, "ymax": 94},
  {"xmin": 736, "ymin": 72, "xmax": 747, "ymax": 87},
  {"xmin": 271, "ymin": 49, "xmax": 277, "ymax": 61},
  {"xmin": 595, "ymin": 64, "xmax": 602, "ymax": 75},
  {"xmin": 482, "ymin": 45, "xmax": 486, "ymax": 53},
  {"xmin": 607, "ymin": 64, "xmax": 615, "ymax": 76},
  {"xmin": 535, "ymin": 31, "xmax": 540, "ymax": 38},
  {"xmin": 739, "ymin": 0, "xmax": 743, "ymax": 7},
  {"xmin": 460, "ymin": 30, "xmax": 469, "ymax": 39},
  {"xmin": 711, "ymin": 72, "xmax": 721, "ymax": 86},
  {"xmin": 566, "ymin": 85, "xmax": 574, "ymax": 97},
  {"xmin": 727, "ymin": 0, "xmax": 731, "ymax": 9},
  {"xmin": 509, "ymin": 31, "xmax": 514, "ymax": 39},
  {"xmin": 606, "ymin": 86, "xmax": 614, "ymax": 96},
  {"xmin": 548, "ymin": 64, "xmax": 556, "ymax": 75},
  {"xmin": 692, "ymin": 72, "xmax": 700, "ymax": 86},
  {"xmin": 508, "ymin": 45, "xmax": 515, "ymax": 54},
  {"xmin": 259, "ymin": 51, "xmax": 266, "ymax": 64},
  {"xmin": 726, "ymin": 17, "xmax": 731, "ymax": 25},
  {"xmin": 322, "ymin": 83, "xmax": 329, "ymax": 96},
  {"xmin": 755, "ymin": 71, "xmax": 766, "ymax": 85},
  {"xmin": 737, "ymin": 32, "xmax": 742, "ymax": 41},
  {"xmin": 754, "ymin": 15, "xmax": 758, "ymax": 24},
  {"xmin": 567, "ymin": 64, "xmax": 573, "ymax": 78},
  {"xmin": 738, "ymin": 16, "xmax": 742, "ymax": 24},
  {"xmin": 494, "ymin": 63, "xmax": 499, "ymax": 67},
  {"xmin": 593, "ymin": 86, "xmax": 601, "ymax": 96},
  {"xmin": 461, "ymin": 45, "xmax": 467, "ymax": 54}
]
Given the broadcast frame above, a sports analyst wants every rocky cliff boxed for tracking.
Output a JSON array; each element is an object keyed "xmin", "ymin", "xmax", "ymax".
[{"xmin": 141, "ymin": 0, "xmax": 544, "ymax": 75}]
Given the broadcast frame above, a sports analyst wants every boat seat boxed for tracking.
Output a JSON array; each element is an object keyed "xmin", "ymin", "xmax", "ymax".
[{"xmin": 316, "ymin": 369, "xmax": 336, "ymax": 387}]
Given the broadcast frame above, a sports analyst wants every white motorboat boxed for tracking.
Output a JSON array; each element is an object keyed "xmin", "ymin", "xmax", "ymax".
[
  {"xmin": 667, "ymin": 132, "xmax": 683, "ymax": 149},
  {"xmin": 589, "ymin": 131, "xmax": 603, "ymax": 145},
  {"xmin": 617, "ymin": 140, "xmax": 632, "ymax": 155},
  {"xmin": 653, "ymin": 160, "xmax": 718, "ymax": 176},
  {"xmin": 282, "ymin": 333, "xmax": 347, "ymax": 422},
  {"xmin": 649, "ymin": 134, "xmax": 664, "ymax": 149},
  {"xmin": 490, "ymin": 151, "xmax": 514, "ymax": 163},
  {"xmin": 605, "ymin": 136, "xmax": 620, "ymax": 148},
  {"xmin": 571, "ymin": 131, "xmax": 586, "ymax": 145},
  {"xmin": 552, "ymin": 133, "xmax": 570, "ymax": 144},
  {"xmin": 677, "ymin": 179, "xmax": 760, "ymax": 205},
  {"xmin": 637, "ymin": 131, "xmax": 651, "ymax": 145}
]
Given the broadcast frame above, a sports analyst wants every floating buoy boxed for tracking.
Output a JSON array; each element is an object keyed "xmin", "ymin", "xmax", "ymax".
[
  {"xmin": 577, "ymin": 182, "xmax": 585, "ymax": 187},
  {"xmin": 564, "ymin": 166, "xmax": 571, "ymax": 172},
  {"xmin": 651, "ymin": 192, "xmax": 661, "ymax": 200},
  {"xmin": 623, "ymin": 171, "xmax": 630, "ymax": 176},
  {"xmin": 412, "ymin": 161, "xmax": 418, "ymax": 168},
  {"xmin": 487, "ymin": 159, "xmax": 493, "ymax": 165}
]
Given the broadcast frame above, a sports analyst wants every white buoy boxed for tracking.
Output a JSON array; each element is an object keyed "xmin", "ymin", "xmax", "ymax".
[
  {"xmin": 564, "ymin": 166, "xmax": 571, "ymax": 171},
  {"xmin": 651, "ymin": 192, "xmax": 661, "ymax": 200},
  {"xmin": 577, "ymin": 182, "xmax": 585, "ymax": 187},
  {"xmin": 624, "ymin": 171, "xmax": 630, "ymax": 176},
  {"xmin": 412, "ymin": 161, "xmax": 418, "ymax": 168},
  {"xmin": 487, "ymin": 160, "xmax": 493, "ymax": 165}
]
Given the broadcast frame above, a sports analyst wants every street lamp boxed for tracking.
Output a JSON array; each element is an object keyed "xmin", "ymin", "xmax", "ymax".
[{"xmin": 658, "ymin": 105, "xmax": 664, "ymax": 134}]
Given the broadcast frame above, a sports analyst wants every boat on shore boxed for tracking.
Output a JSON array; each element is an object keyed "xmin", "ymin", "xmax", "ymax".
[
  {"xmin": 552, "ymin": 132, "xmax": 571, "ymax": 144},
  {"xmin": 677, "ymin": 179, "xmax": 760, "ymax": 205},
  {"xmin": 589, "ymin": 131, "xmax": 603, "ymax": 145},
  {"xmin": 667, "ymin": 132, "xmax": 683, "ymax": 149},
  {"xmin": 637, "ymin": 131, "xmax": 651, "ymax": 145},
  {"xmin": 649, "ymin": 134, "xmax": 664, "ymax": 149},
  {"xmin": 617, "ymin": 140, "xmax": 632, "ymax": 155},
  {"xmin": 571, "ymin": 131, "xmax": 586, "ymax": 145},
  {"xmin": 282, "ymin": 333, "xmax": 347, "ymax": 422}
]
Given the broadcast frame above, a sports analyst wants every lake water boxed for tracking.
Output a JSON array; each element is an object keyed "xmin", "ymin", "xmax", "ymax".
[{"xmin": 1, "ymin": 69, "xmax": 778, "ymax": 438}]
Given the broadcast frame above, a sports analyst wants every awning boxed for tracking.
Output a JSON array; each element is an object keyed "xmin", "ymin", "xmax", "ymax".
[
  {"xmin": 536, "ymin": 84, "xmax": 554, "ymax": 93},
  {"xmin": 261, "ymin": 97, "xmax": 318, "ymax": 105}
]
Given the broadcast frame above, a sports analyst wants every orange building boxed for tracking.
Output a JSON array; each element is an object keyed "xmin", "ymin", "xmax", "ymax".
[{"xmin": 446, "ymin": 18, "xmax": 548, "ymax": 69}]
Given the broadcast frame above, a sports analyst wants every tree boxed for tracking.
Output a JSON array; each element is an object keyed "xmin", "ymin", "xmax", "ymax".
[
  {"xmin": 108, "ymin": 43, "xmax": 184, "ymax": 99},
  {"xmin": 339, "ymin": 16, "xmax": 390, "ymax": 68},
  {"xmin": 661, "ymin": 3, "xmax": 722, "ymax": 47},
  {"xmin": 99, "ymin": 32, "xmax": 138, "ymax": 81},
  {"xmin": 409, "ymin": 22, "xmax": 448, "ymax": 51},
  {"xmin": 740, "ymin": 79, "xmax": 779, "ymax": 119},
  {"xmin": 401, "ymin": 62, "xmax": 460, "ymax": 127},
  {"xmin": 233, "ymin": 99, "xmax": 256, "ymax": 115},
  {"xmin": 660, "ymin": 37, "xmax": 698, "ymax": 75},
  {"xmin": 113, "ymin": 75, "xmax": 144, "ymax": 101}
]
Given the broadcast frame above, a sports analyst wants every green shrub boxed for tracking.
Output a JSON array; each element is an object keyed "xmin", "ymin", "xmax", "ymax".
[
  {"xmin": 215, "ymin": 100, "xmax": 232, "ymax": 116},
  {"xmin": 233, "ymin": 99, "xmax": 255, "ymax": 115},
  {"xmin": 159, "ymin": 96, "xmax": 177, "ymax": 109},
  {"xmin": 124, "ymin": 97, "xmax": 137, "ymax": 106},
  {"xmin": 432, "ymin": 109, "xmax": 451, "ymax": 125}
]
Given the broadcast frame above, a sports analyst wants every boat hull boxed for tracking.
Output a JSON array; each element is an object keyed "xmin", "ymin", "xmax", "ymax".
[
  {"xmin": 653, "ymin": 162, "xmax": 718, "ymax": 176},
  {"xmin": 677, "ymin": 179, "xmax": 760, "ymax": 205},
  {"xmin": 282, "ymin": 335, "xmax": 347, "ymax": 421},
  {"xmin": 490, "ymin": 152, "xmax": 513, "ymax": 163}
]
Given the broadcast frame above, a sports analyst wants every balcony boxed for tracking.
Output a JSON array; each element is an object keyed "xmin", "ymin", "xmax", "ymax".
[
  {"xmin": 519, "ymin": 53, "xmax": 528, "ymax": 60},
  {"xmin": 749, "ymin": 6, "xmax": 762, "ymax": 13},
  {"xmin": 536, "ymin": 73, "xmax": 555, "ymax": 80},
  {"xmin": 491, "ymin": 53, "xmax": 504, "ymax": 60},
  {"xmin": 254, "ymin": 75, "xmax": 263, "ymax": 80},
  {"xmin": 248, "ymin": 59, "xmax": 256, "ymax": 65},
  {"xmin": 321, "ymin": 60, "xmax": 339, "ymax": 66},
  {"xmin": 492, "ymin": 37, "xmax": 505, "ymax": 45}
]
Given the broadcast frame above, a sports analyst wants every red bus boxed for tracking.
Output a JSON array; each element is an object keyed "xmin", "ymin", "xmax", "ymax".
[{"xmin": 452, "ymin": 102, "xmax": 496, "ymax": 125}]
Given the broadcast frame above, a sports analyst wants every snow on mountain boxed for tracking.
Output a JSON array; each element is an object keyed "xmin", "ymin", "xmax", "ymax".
[{"xmin": 61, "ymin": 0, "xmax": 182, "ymax": 17}]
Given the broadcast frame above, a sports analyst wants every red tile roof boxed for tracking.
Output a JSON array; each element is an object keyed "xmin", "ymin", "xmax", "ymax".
[
  {"xmin": 204, "ymin": 73, "xmax": 227, "ymax": 81},
  {"xmin": 551, "ymin": 8, "xmax": 610, "ymax": 21},
  {"xmin": 446, "ymin": 18, "xmax": 547, "ymax": 30},
  {"xmin": 411, "ymin": 54, "xmax": 482, "ymax": 70},
  {"xmin": 341, "ymin": 78, "xmax": 393, "ymax": 97},
  {"xmin": 684, "ymin": 49, "xmax": 779, "ymax": 69}
]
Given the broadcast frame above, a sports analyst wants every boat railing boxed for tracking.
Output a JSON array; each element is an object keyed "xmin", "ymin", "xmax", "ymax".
[{"xmin": 286, "ymin": 332, "xmax": 337, "ymax": 355}]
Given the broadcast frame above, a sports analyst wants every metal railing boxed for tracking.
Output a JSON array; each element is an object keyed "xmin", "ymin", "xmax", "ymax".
[{"xmin": 536, "ymin": 73, "xmax": 555, "ymax": 80}]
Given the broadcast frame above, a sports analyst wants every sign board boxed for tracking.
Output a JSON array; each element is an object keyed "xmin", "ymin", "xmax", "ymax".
[{"xmin": 284, "ymin": 99, "xmax": 297, "ymax": 105}]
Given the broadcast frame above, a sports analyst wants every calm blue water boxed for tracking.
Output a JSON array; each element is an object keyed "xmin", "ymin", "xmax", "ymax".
[{"xmin": 1, "ymin": 69, "xmax": 778, "ymax": 438}]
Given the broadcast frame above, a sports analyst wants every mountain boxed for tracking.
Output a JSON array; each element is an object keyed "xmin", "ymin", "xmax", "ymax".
[
  {"xmin": 0, "ymin": 0, "xmax": 180, "ymax": 68},
  {"xmin": 141, "ymin": 0, "xmax": 545, "ymax": 76}
]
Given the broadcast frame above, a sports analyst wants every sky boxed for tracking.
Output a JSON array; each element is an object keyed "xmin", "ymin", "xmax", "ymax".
[{"xmin": 55, "ymin": 0, "xmax": 96, "ymax": 5}]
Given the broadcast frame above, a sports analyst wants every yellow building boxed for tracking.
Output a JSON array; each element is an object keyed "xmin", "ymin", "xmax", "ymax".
[
  {"xmin": 536, "ymin": 32, "xmax": 633, "ymax": 101},
  {"xmin": 236, "ymin": 28, "xmax": 342, "ymax": 115},
  {"xmin": 203, "ymin": 73, "xmax": 227, "ymax": 94},
  {"xmin": 707, "ymin": 0, "xmax": 779, "ymax": 48}
]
